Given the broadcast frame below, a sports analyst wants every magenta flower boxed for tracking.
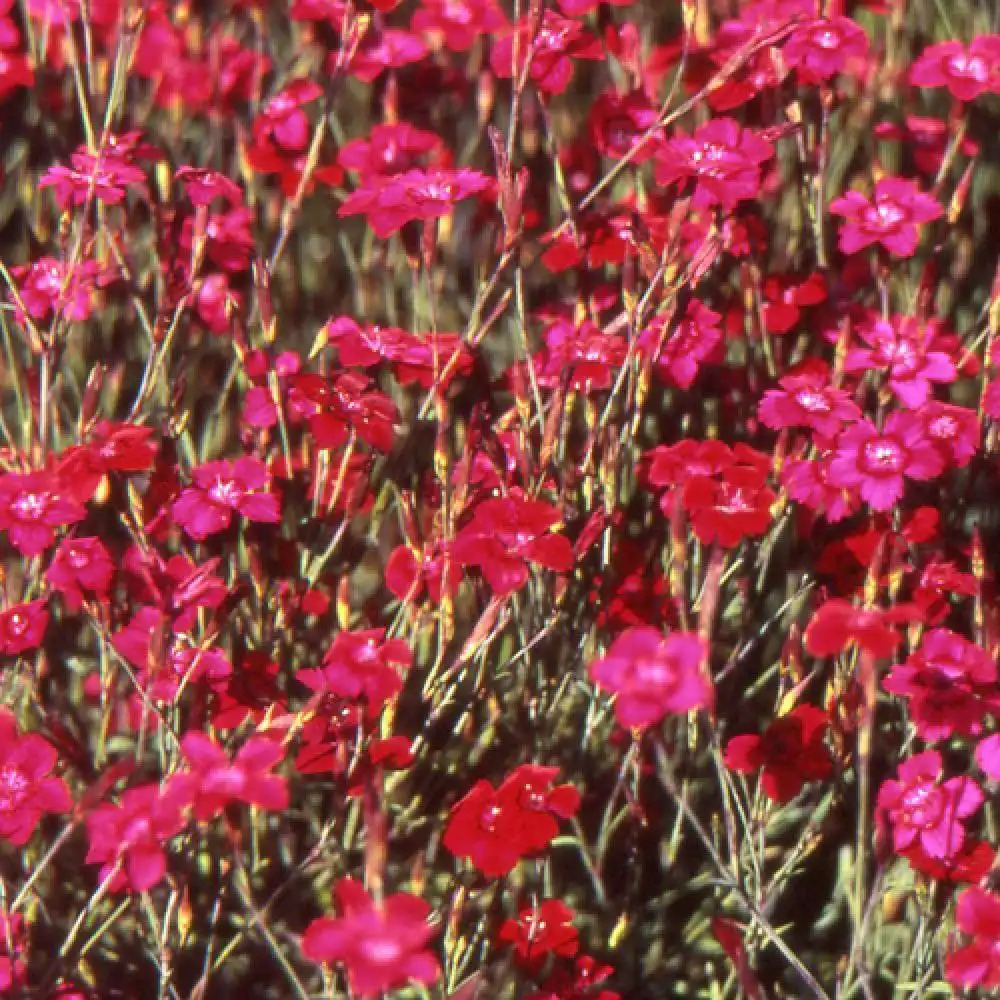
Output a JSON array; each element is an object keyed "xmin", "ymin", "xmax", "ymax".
[
  {"xmin": 655, "ymin": 118, "xmax": 774, "ymax": 209},
  {"xmin": 175, "ymin": 732, "xmax": 288, "ymax": 821},
  {"xmin": 589, "ymin": 627, "xmax": 711, "ymax": 728},
  {"xmin": 975, "ymin": 733, "xmax": 1000, "ymax": 781},
  {"xmin": 338, "ymin": 168, "xmax": 492, "ymax": 238},
  {"xmin": 301, "ymin": 878, "xmax": 440, "ymax": 997},
  {"xmin": 920, "ymin": 401, "xmax": 980, "ymax": 469},
  {"xmin": 645, "ymin": 299, "xmax": 723, "ymax": 390},
  {"xmin": 783, "ymin": 16, "xmax": 869, "ymax": 83},
  {"xmin": 0, "ymin": 712, "xmax": 72, "ymax": 845},
  {"xmin": 828, "ymin": 412, "xmax": 945, "ymax": 511},
  {"xmin": 171, "ymin": 457, "xmax": 281, "ymax": 540},
  {"xmin": 46, "ymin": 537, "xmax": 114, "ymax": 611},
  {"xmin": 452, "ymin": 495, "xmax": 573, "ymax": 597},
  {"xmin": 910, "ymin": 36, "xmax": 1000, "ymax": 103},
  {"xmin": 0, "ymin": 471, "xmax": 86, "ymax": 556},
  {"xmin": 758, "ymin": 374, "xmax": 860, "ymax": 437},
  {"xmin": 411, "ymin": 0, "xmax": 507, "ymax": 52},
  {"xmin": 0, "ymin": 599, "xmax": 49, "ymax": 656},
  {"xmin": 945, "ymin": 887, "xmax": 1000, "ymax": 989},
  {"xmin": 39, "ymin": 142, "xmax": 148, "ymax": 209},
  {"xmin": 337, "ymin": 123, "xmax": 442, "ymax": 178},
  {"xmin": 883, "ymin": 629, "xmax": 1000, "ymax": 741},
  {"xmin": 85, "ymin": 780, "xmax": 189, "ymax": 891},
  {"xmin": 829, "ymin": 177, "xmax": 942, "ymax": 257},
  {"xmin": 876, "ymin": 750, "xmax": 982, "ymax": 859}
]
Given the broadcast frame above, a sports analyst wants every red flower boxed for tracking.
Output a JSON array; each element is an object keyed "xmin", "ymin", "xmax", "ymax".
[
  {"xmin": 0, "ymin": 471, "xmax": 86, "ymax": 555},
  {"xmin": 910, "ymin": 36, "xmax": 1000, "ymax": 103},
  {"xmin": 171, "ymin": 457, "xmax": 281, "ymax": 540},
  {"xmin": 443, "ymin": 765, "xmax": 579, "ymax": 877},
  {"xmin": 0, "ymin": 712, "xmax": 72, "ymax": 845},
  {"xmin": 530, "ymin": 319, "xmax": 627, "ymax": 392},
  {"xmin": 499, "ymin": 900, "xmax": 579, "ymax": 969},
  {"xmin": 920, "ymin": 401, "xmax": 980, "ymax": 469},
  {"xmin": 829, "ymin": 177, "xmax": 942, "ymax": 257},
  {"xmin": 883, "ymin": 630, "xmax": 1000, "ymax": 741},
  {"xmin": 655, "ymin": 118, "xmax": 773, "ymax": 209},
  {"xmin": 411, "ymin": 0, "xmax": 508, "ymax": 52},
  {"xmin": 782, "ymin": 17, "xmax": 869, "ymax": 83},
  {"xmin": 175, "ymin": 732, "xmax": 288, "ymax": 821},
  {"xmin": 339, "ymin": 167, "xmax": 491, "ymax": 238},
  {"xmin": 680, "ymin": 464, "xmax": 776, "ymax": 548},
  {"xmin": 724, "ymin": 705, "xmax": 832, "ymax": 803},
  {"xmin": 945, "ymin": 887, "xmax": 1000, "ymax": 989},
  {"xmin": 0, "ymin": 599, "xmax": 49, "ymax": 656},
  {"xmin": 804, "ymin": 599, "xmax": 921, "ymax": 659},
  {"xmin": 828, "ymin": 413, "xmax": 944, "ymax": 511},
  {"xmin": 85, "ymin": 780, "xmax": 189, "ymax": 891},
  {"xmin": 589, "ymin": 627, "xmax": 711, "ymax": 729},
  {"xmin": 46, "ymin": 537, "xmax": 114, "ymax": 611},
  {"xmin": 39, "ymin": 141, "xmax": 148, "ymax": 208},
  {"xmin": 297, "ymin": 629, "xmax": 412, "ymax": 712},
  {"xmin": 301, "ymin": 877, "xmax": 439, "ymax": 997},
  {"xmin": 643, "ymin": 299, "xmax": 723, "ymax": 390},
  {"xmin": 289, "ymin": 372, "xmax": 399, "ymax": 452},
  {"xmin": 876, "ymin": 750, "xmax": 982, "ymax": 859},
  {"xmin": 758, "ymin": 375, "xmax": 860, "ymax": 437},
  {"xmin": 452, "ymin": 495, "xmax": 573, "ymax": 597}
]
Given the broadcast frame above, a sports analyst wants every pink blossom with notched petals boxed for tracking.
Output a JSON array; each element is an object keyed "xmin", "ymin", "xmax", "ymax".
[
  {"xmin": 910, "ymin": 35, "xmax": 1000, "ymax": 103},
  {"xmin": 829, "ymin": 177, "xmax": 942, "ymax": 257},
  {"xmin": 411, "ymin": 0, "xmax": 508, "ymax": 52},
  {"xmin": 171, "ymin": 457, "xmax": 281, "ymax": 541},
  {"xmin": 0, "ymin": 471, "xmax": 86, "ymax": 556},
  {"xmin": 920, "ymin": 401, "xmax": 980, "ymax": 469},
  {"xmin": 945, "ymin": 886, "xmax": 1000, "ymax": 990},
  {"xmin": 46, "ymin": 537, "xmax": 115, "ymax": 611},
  {"xmin": 877, "ymin": 749, "xmax": 983, "ymax": 859},
  {"xmin": 301, "ymin": 878, "xmax": 439, "ymax": 997},
  {"xmin": 828, "ymin": 412, "xmax": 945, "ymax": 511},
  {"xmin": 780, "ymin": 454, "xmax": 858, "ymax": 523},
  {"xmin": 758, "ymin": 375, "xmax": 861, "ymax": 437},
  {"xmin": 782, "ymin": 16, "xmax": 869, "ymax": 83},
  {"xmin": 0, "ymin": 600, "xmax": 49, "ymax": 656},
  {"xmin": 589, "ymin": 627, "xmax": 711, "ymax": 728}
]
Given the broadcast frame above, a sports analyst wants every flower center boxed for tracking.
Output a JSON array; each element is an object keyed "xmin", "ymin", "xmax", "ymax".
[
  {"xmin": 871, "ymin": 201, "xmax": 905, "ymax": 228},
  {"xmin": 814, "ymin": 28, "xmax": 841, "ymax": 50},
  {"xmin": 11, "ymin": 491, "xmax": 49, "ymax": 520},
  {"xmin": 209, "ymin": 477, "xmax": 243, "ymax": 506},
  {"xmin": 0, "ymin": 766, "xmax": 29, "ymax": 812},
  {"xmin": 862, "ymin": 437, "xmax": 904, "ymax": 473},
  {"xmin": 794, "ymin": 388, "xmax": 831, "ymax": 413},
  {"xmin": 479, "ymin": 802, "xmax": 503, "ymax": 832},
  {"xmin": 4, "ymin": 612, "xmax": 28, "ymax": 637},
  {"xmin": 947, "ymin": 53, "xmax": 988, "ymax": 82},
  {"xmin": 900, "ymin": 783, "xmax": 944, "ymax": 828},
  {"xmin": 360, "ymin": 936, "xmax": 403, "ymax": 965}
]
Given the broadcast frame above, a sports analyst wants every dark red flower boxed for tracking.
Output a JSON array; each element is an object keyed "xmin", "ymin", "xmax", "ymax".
[
  {"xmin": 724, "ymin": 705, "xmax": 832, "ymax": 803},
  {"xmin": 0, "ymin": 599, "xmax": 49, "ymax": 656},
  {"xmin": 499, "ymin": 900, "xmax": 579, "ymax": 969},
  {"xmin": 46, "ymin": 537, "xmax": 114, "ymax": 611}
]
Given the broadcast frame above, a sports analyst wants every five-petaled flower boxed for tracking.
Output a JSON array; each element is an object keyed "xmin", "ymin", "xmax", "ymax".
[
  {"xmin": 829, "ymin": 177, "xmax": 942, "ymax": 257},
  {"xmin": 301, "ymin": 877, "xmax": 440, "ymax": 997},
  {"xmin": 172, "ymin": 457, "xmax": 281, "ymax": 540},
  {"xmin": 0, "ymin": 471, "xmax": 86, "ymax": 556}
]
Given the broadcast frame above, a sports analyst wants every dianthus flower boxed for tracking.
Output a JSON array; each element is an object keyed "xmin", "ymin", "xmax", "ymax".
[
  {"xmin": 443, "ymin": 765, "xmax": 580, "ymax": 877},
  {"xmin": 0, "ymin": 712, "xmax": 72, "ymax": 845},
  {"xmin": 499, "ymin": 900, "xmax": 579, "ymax": 970},
  {"xmin": 338, "ymin": 167, "xmax": 491, "ymax": 238},
  {"xmin": 829, "ymin": 177, "xmax": 942, "ymax": 257},
  {"xmin": 724, "ymin": 705, "xmax": 832, "ymax": 803},
  {"xmin": 945, "ymin": 887, "xmax": 1000, "ymax": 989},
  {"xmin": 11, "ymin": 256, "xmax": 104, "ymax": 324},
  {"xmin": 804, "ymin": 599, "xmax": 922, "ymax": 658},
  {"xmin": 411, "ymin": 0, "xmax": 508, "ymax": 52},
  {"xmin": 883, "ymin": 629, "xmax": 1000, "ymax": 741},
  {"xmin": 174, "ymin": 732, "xmax": 288, "ymax": 821},
  {"xmin": 655, "ymin": 118, "xmax": 774, "ymax": 209},
  {"xmin": 843, "ymin": 314, "xmax": 956, "ymax": 409},
  {"xmin": 530, "ymin": 319, "xmax": 627, "ymax": 392},
  {"xmin": 589, "ymin": 627, "xmax": 711, "ymax": 728},
  {"xmin": 876, "ymin": 750, "xmax": 982, "ymax": 859},
  {"xmin": 828, "ymin": 412, "xmax": 944, "ymax": 511},
  {"xmin": 46, "ymin": 537, "xmax": 114, "ymax": 611},
  {"xmin": 0, "ymin": 599, "xmax": 49, "ymax": 656},
  {"xmin": 171, "ymin": 457, "xmax": 281, "ymax": 540},
  {"xmin": 297, "ymin": 629, "xmax": 412, "ymax": 712},
  {"xmin": 337, "ymin": 123, "xmax": 443, "ymax": 177},
  {"xmin": 681, "ymin": 463, "xmax": 777, "ymax": 548},
  {"xmin": 39, "ymin": 141, "xmax": 148, "ymax": 208},
  {"xmin": 758, "ymin": 374, "xmax": 860, "ymax": 437},
  {"xmin": 643, "ymin": 299, "xmax": 723, "ymax": 390},
  {"xmin": 301, "ymin": 878, "xmax": 439, "ymax": 997},
  {"xmin": 782, "ymin": 16, "xmax": 869, "ymax": 83},
  {"xmin": 920, "ymin": 400, "xmax": 980, "ymax": 469},
  {"xmin": 289, "ymin": 372, "xmax": 399, "ymax": 452},
  {"xmin": 910, "ymin": 35, "xmax": 1000, "ymax": 102},
  {"xmin": 0, "ymin": 471, "xmax": 85, "ymax": 556},
  {"xmin": 452, "ymin": 495, "xmax": 573, "ymax": 597},
  {"xmin": 85, "ymin": 780, "xmax": 189, "ymax": 891}
]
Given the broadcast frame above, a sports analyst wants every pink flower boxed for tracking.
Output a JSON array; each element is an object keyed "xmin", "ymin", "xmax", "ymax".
[
  {"xmin": 39, "ymin": 142, "xmax": 148, "ymax": 209},
  {"xmin": 883, "ymin": 630, "xmax": 1000, "ymax": 741},
  {"xmin": 920, "ymin": 401, "xmax": 980, "ymax": 469},
  {"xmin": 175, "ymin": 732, "xmax": 288, "ymax": 821},
  {"xmin": 0, "ymin": 471, "xmax": 86, "ymax": 555},
  {"xmin": 876, "ymin": 750, "xmax": 982, "ymax": 859},
  {"xmin": 945, "ymin": 887, "xmax": 1000, "ymax": 989},
  {"xmin": 655, "ymin": 118, "xmax": 774, "ymax": 209},
  {"xmin": 910, "ymin": 36, "xmax": 1000, "ymax": 103},
  {"xmin": 828, "ymin": 413, "xmax": 945, "ymax": 511},
  {"xmin": 843, "ymin": 314, "xmax": 956, "ymax": 409},
  {"xmin": 975, "ymin": 733, "xmax": 1000, "ymax": 780},
  {"xmin": 337, "ymin": 123, "xmax": 443, "ymax": 177},
  {"xmin": 85, "ymin": 780, "xmax": 189, "ymax": 891},
  {"xmin": 829, "ymin": 177, "xmax": 942, "ymax": 257},
  {"xmin": 0, "ymin": 712, "xmax": 72, "ymax": 845},
  {"xmin": 171, "ymin": 457, "xmax": 281, "ymax": 540},
  {"xmin": 301, "ymin": 878, "xmax": 439, "ymax": 997},
  {"xmin": 297, "ymin": 629, "xmax": 412, "ymax": 712},
  {"xmin": 0, "ymin": 599, "xmax": 49, "ymax": 656},
  {"xmin": 589, "ymin": 627, "xmax": 711, "ymax": 728},
  {"xmin": 46, "ymin": 537, "xmax": 114, "ymax": 611},
  {"xmin": 644, "ymin": 299, "xmax": 723, "ymax": 390},
  {"xmin": 782, "ymin": 17, "xmax": 869, "ymax": 83},
  {"xmin": 338, "ymin": 168, "xmax": 492, "ymax": 238},
  {"xmin": 411, "ymin": 0, "xmax": 508, "ymax": 52},
  {"xmin": 758, "ymin": 374, "xmax": 860, "ymax": 437}
]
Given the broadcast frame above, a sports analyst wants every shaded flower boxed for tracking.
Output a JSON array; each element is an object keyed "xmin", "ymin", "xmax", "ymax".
[
  {"xmin": 945, "ymin": 887, "xmax": 1000, "ymax": 989},
  {"xmin": 0, "ymin": 599, "xmax": 49, "ymax": 656},
  {"xmin": 46, "ymin": 537, "xmax": 114, "ymax": 611}
]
